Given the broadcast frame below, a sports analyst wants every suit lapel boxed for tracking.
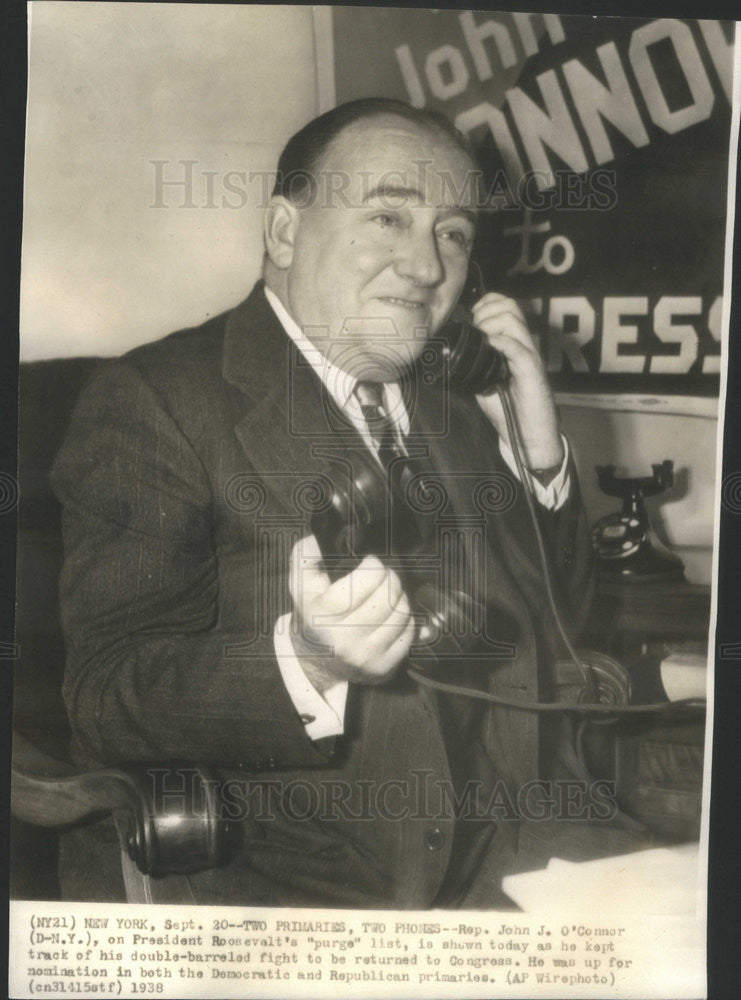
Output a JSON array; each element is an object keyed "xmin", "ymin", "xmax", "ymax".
[{"xmin": 223, "ymin": 283, "xmax": 367, "ymax": 516}]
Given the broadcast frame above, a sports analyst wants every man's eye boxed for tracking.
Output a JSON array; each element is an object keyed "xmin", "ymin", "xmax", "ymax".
[
  {"xmin": 372, "ymin": 214, "xmax": 399, "ymax": 228},
  {"xmin": 437, "ymin": 229, "xmax": 472, "ymax": 249}
]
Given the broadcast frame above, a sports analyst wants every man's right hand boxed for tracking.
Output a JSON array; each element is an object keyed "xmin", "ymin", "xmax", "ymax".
[{"xmin": 288, "ymin": 535, "xmax": 415, "ymax": 693}]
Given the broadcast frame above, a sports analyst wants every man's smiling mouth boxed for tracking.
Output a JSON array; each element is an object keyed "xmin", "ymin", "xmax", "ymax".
[{"xmin": 377, "ymin": 296, "xmax": 427, "ymax": 310}]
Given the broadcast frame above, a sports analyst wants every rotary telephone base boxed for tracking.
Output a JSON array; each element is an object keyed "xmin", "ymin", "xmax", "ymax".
[{"xmin": 592, "ymin": 462, "xmax": 685, "ymax": 583}]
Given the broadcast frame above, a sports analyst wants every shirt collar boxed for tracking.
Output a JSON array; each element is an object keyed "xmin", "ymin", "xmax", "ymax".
[
  {"xmin": 264, "ymin": 285, "xmax": 356, "ymax": 410},
  {"xmin": 263, "ymin": 285, "xmax": 409, "ymax": 435}
]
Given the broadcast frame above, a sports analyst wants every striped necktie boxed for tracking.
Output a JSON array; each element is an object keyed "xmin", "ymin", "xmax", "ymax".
[{"xmin": 354, "ymin": 380, "xmax": 405, "ymax": 468}]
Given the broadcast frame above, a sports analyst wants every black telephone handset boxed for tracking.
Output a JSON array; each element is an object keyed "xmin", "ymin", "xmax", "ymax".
[
  {"xmin": 423, "ymin": 314, "xmax": 508, "ymax": 394},
  {"xmin": 422, "ymin": 259, "xmax": 508, "ymax": 394},
  {"xmin": 308, "ymin": 446, "xmax": 481, "ymax": 666},
  {"xmin": 309, "ymin": 445, "xmax": 419, "ymax": 585}
]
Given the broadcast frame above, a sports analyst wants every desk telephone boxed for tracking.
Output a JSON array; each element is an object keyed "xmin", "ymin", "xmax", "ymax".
[{"xmin": 310, "ymin": 268, "xmax": 705, "ymax": 722}]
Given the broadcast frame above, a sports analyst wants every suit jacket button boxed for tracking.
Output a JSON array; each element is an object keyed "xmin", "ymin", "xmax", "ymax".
[
  {"xmin": 424, "ymin": 827, "xmax": 445, "ymax": 852},
  {"xmin": 267, "ymin": 757, "xmax": 277, "ymax": 769}
]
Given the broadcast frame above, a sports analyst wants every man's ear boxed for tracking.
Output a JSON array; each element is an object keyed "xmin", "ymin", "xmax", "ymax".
[{"xmin": 263, "ymin": 196, "xmax": 300, "ymax": 270}]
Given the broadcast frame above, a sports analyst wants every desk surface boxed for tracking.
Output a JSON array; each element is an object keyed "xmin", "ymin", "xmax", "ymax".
[{"xmin": 589, "ymin": 578, "xmax": 711, "ymax": 640}]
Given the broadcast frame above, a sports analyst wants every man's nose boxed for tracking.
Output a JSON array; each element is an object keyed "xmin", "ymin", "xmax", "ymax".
[{"xmin": 393, "ymin": 231, "xmax": 444, "ymax": 287}]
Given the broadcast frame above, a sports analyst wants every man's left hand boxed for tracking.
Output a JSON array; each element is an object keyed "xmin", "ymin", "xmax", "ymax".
[{"xmin": 470, "ymin": 292, "xmax": 563, "ymax": 472}]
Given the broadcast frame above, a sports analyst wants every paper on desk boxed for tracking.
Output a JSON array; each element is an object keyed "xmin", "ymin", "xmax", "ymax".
[
  {"xmin": 660, "ymin": 648, "xmax": 707, "ymax": 702},
  {"xmin": 502, "ymin": 842, "xmax": 699, "ymax": 916}
]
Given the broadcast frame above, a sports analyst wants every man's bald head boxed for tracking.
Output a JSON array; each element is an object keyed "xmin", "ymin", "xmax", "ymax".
[{"xmin": 272, "ymin": 97, "xmax": 479, "ymax": 208}]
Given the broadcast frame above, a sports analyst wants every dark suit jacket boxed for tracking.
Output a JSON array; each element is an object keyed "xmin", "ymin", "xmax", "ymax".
[{"xmin": 51, "ymin": 282, "xmax": 593, "ymax": 908}]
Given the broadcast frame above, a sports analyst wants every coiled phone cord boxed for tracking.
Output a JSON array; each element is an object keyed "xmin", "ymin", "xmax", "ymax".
[{"xmin": 407, "ymin": 382, "xmax": 707, "ymax": 718}]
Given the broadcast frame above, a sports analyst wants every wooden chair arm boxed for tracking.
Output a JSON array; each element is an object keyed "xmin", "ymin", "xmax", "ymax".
[{"xmin": 11, "ymin": 731, "xmax": 238, "ymax": 878}]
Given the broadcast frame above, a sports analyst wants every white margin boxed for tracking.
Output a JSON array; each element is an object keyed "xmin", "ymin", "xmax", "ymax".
[{"xmin": 700, "ymin": 21, "xmax": 741, "ymax": 927}]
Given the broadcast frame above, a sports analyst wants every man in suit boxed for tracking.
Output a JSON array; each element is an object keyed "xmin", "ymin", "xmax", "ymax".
[{"xmin": 51, "ymin": 98, "xmax": 596, "ymax": 907}]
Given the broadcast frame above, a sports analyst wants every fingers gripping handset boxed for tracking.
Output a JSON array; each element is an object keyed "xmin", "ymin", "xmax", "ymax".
[
  {"xmin": 449, "ymin": 261, "xmax": 563, "ymax": 472},
  {"xmin": 288, "ymin": 534, "xmax": 415, "ymax": 692}
]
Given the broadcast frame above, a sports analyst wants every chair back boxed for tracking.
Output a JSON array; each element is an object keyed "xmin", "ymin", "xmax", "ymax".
[
  {"xmin": 12, "ymin": 358, "xmax": 105, "ymax": 899},
  {"xmin": 14, "ymin": 359, "xmax": 105, "ymax": 757}
]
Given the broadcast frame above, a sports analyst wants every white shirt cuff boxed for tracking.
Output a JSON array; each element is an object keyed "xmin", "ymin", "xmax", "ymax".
[
  {"xmin": 498, "ymin": 433, "xmax": 571, "ymax": 511},
  {"xmin": 273, "ymin": 613, "xmax": 348, "ymax": 740}
]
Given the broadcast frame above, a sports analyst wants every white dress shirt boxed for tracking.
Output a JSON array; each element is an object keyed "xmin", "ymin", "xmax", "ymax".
[{"xmin": 263, "ymin": 285, "xmax": 570, "ymax": 740}]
